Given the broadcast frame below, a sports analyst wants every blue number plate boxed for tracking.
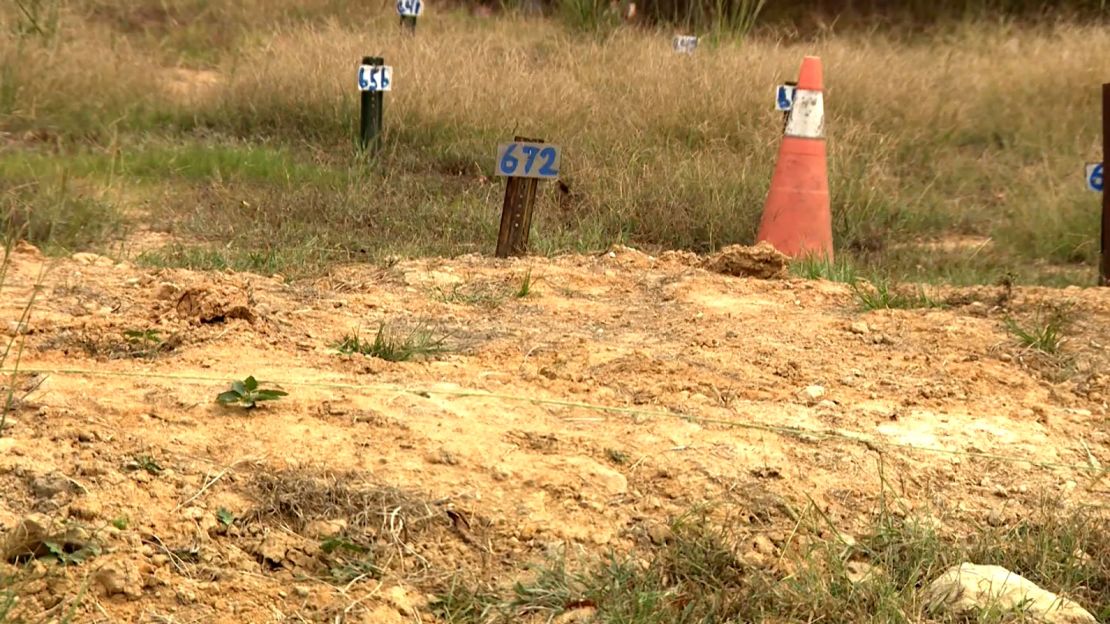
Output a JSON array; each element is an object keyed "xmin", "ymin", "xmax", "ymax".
[
  {"xmin": 397, "ymin": 0, "xmax": 423, "ymax": 16},
  {"xmin": 776, "ymin": 84, "xmax": 796, "ymax": 111},
  {"xmin": 496, "ymin": 142, "xmax": 561, "ymax": 179},
  {"xmin": 672, "ymin": 35, "xmax": 698, "ymax": 54},
  {"xmin": 1086, "ymin": 162, "xmax": 1104, "ymax": 192},
  {"xmin": 357, "ymin": 65, "xmax": 393, "ymax": 92}
]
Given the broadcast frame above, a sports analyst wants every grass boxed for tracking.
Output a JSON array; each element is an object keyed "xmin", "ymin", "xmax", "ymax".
[
  {"xmin": 1, "ymin": 5, "xmax": 1107, "ymax": 284},
  {"xmin": 434, "ymin": 502, "xmax": 1110, "ymax": 624},
  {"xmin": 335, "ymin": 323, "xmax": 452, "ymax": 362},
  {"xmin": 1004, "ymin": 303, "xmax": 1075, "ymax": 355},
  {"xmin": 853, "ymin": 279, "xmax": 944, "ymax": 311}
]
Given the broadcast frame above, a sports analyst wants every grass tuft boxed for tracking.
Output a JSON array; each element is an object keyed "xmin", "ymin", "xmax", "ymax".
[
  {"xmin": 1004, "ymin": 303, "xmax": 1074, "ymax": 355},
  {"xmin": 335, "ymin": 323, "xmax": 451, "ymax": 362},
  {"xmin": 853, "ymin": 279, "xmax": 943, "ymax": 311}
]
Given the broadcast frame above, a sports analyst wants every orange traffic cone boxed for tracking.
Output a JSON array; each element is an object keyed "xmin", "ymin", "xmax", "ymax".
[{"xmin": 756, "ymin": 56, "xmax": 833, "ymax": 260}]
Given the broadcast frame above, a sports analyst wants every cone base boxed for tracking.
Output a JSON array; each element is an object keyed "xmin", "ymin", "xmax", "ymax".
[{"xmin": 756, "ymin": 137, "xmax": 833, "ymax": 260}]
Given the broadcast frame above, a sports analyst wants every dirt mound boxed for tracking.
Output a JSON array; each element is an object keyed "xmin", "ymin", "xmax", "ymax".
[
  {"xmin": 703, "ymin": 241, "xmax": 789, "ymax": 279},
  {"xmin": 0, "ymin": 244, "xmax": 1107, "ymax": 621}
]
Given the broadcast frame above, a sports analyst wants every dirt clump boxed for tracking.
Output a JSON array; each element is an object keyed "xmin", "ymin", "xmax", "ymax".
[{"xmin": 703, "ymin": 241, "xmax": 789, "ymax": 279}]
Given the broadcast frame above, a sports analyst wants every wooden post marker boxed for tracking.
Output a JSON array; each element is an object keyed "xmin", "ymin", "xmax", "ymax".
[
  {"xmin": 397, "ymin": 0, "xmax": 422, "ymax": 34},
  {"xmin": 1101, "ymin": 83, "xmax": 1109, "ymax": 285},
  {"xmin": 494, "ymin": 136, "xmax": 562, "ymax": 258},
  {"xmin": 357, "ymin": 57, "xmax": 391, "ymax": 152}
]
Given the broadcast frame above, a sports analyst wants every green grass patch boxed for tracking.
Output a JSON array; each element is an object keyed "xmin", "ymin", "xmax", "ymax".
[
  {"xmin": 435, "ymin": 503, "xmax": 1110, "ymax": 623},
  {"xmin": 1004, "ymin": 303, "xmax": 1075, "ymax": 355},
  {"xmin": 335, "ymin": 324, "xmax": 452, "ymax": 362},
  {"xmin": 791, "ymin": 255, "xmax": 860, "ymax": 283},
  {"xmin": 853, "ymin": 279, "xmax": 944, "ymax": 311},
  {"xmin": 1, "ymin": 175, "xmax": 124, "ymax": 255}
]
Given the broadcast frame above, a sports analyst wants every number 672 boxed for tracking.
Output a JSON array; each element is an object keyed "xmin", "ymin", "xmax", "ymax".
[{"xmin": 498, "ymin": 143, "xmax": 560, "ymax": 179}]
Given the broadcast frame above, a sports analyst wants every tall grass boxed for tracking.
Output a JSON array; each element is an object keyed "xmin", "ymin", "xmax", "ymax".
[{"xmin": 0, "ymin": 4, "xmax": 1106, "ymax": 283}]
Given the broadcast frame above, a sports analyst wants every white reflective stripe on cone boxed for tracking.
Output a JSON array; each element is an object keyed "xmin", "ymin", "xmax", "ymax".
[{"xmin": 784, "ymin": 89, "xmax": 824, "ymax": 139}]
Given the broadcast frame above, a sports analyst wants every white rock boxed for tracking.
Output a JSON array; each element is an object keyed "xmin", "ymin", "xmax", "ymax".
[
  {"xmin": 798, "ymin": 385, "xmax": 826, "ymax": 406},
  {"xmin": 849, "ymin": 321, "xmax": 870, "ymax": 335},
  {"xmin": 923, "ymin": 563, "xmax": 1096, "ymax": 624}
]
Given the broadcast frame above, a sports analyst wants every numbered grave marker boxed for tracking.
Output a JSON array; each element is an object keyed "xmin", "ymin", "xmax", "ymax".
[
  {"xmin": 776, "ymin": 84, "xmax": 796, "ymax": 111},
  {"xmin": 397, "ymin": 0, "xmax": 424, "ymax": 16},
  {"xmin": 672, "ymin": 35, "xmax": 698, "ymax": 54},
  {"xmin": 1086, "ymin": 162, "xmax": 1104, "ymax": 192},
  {"xmin": 357, "ymin": 65, "xmax": 393, "ymax": 92},
  {"xmin": 496, "ymin": 142, "xmax": 561, "ymax": 179}
]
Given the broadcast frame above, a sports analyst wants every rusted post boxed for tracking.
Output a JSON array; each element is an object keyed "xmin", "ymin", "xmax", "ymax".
[{"xmin": 496, "ymin": 136, "xmax": 543, "ymax": 258}]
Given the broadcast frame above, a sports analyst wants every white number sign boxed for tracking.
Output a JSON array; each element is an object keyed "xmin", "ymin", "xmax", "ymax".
[
  {"xmin": 397, "ymin": 0, "xmax": 423, "ymax": 16},
  {"xmin": 496, "ymin": 142, "xmax": 561, "ymax": 179},
  {"xmin": 672, "ymin": 35, "xmax": 698, "ymax": 54},
  {"xmin": 357, "ymin": 65, "xmax": 393, "ymax": 92},
  {"xmin": 1086, "ymin": 162, "xmax": 1104, "ymax": 192}
]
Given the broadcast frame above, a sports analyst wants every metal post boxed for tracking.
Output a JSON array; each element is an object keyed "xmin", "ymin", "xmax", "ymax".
[
  {"xmin": 1101, "ymin": 83, "xmax": 1109, "ymax": 286},
  {"xmin": 358, "ymin": 56, "xmax": 385, "ymax": 153},
  {"xmin": 400, "ymin": 15, "xmax": 417, "ymax": 33},
  {"xmin": 496, "ymin": 136, "xmax": 543, "ymax": 258}
]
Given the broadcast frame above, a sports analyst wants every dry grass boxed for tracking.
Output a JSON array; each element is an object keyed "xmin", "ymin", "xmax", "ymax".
[{"xmin": 1, "ymin": 3, "xmax": 1106, "ymax": 284}]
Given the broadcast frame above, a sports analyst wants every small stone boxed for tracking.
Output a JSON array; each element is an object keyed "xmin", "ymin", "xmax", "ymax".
[
  {"xmin": 817, "ymin": 399, "xmax": 838, "ymax": 410},
  {"xmin": 554, "ymin": 606, "xmax": 598, "ymax": 624},
  {"xmin": 798, "ymin": 385, "xmax": 826, "ymax": 406},
  {"xmin": 181, "ymin": 506, "xmax": 205, "ymax": 521},
  {"xmin": 294, "ymin": 585, "xmax": 310, "ymax": 598},
  {"xmin": 68, "ymin": 498, "xmax": 102, "ymax": 521},
  {"xmin": 384, "ymin": 585, "xmax": 418, "ymax": 616},
  {"xmin": 987, "ymin": 509, "xmax": 1005, "ymax": 527},
  {"xmin": 750, "ymin": 534, "xmax": 776, "ymax": 556},
  {"xmin": 647, "ymin": 524, "xmax": 673, "ymax": 545},
  {"xmin": 29, "ymin": 474, "xmax": 72, "ymax": 500},
  {"xmin": 93, "ymin": 558, "xmax": 146, "ymax": 599},
  {"xmin": 849, "ymin": 321, "xmax": 870, "ymax": 335},
  {"xmin": 845, "ymin": 560, "xmax": 877, "ymax": 584}
]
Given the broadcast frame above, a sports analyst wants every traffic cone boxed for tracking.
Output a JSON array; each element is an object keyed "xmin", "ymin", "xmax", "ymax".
[{"xmin": 756, "ymin": 56, "xmax": 833, "ymax": 260}]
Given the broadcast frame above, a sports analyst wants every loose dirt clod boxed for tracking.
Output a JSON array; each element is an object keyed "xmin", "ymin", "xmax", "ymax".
[
  {"xmin": 702, "ymin": 242, "xmax": 789, "ymax": 279},
  {"xmin": 923, "ymin": 563, "xmax": 1098, "ymax": 623}
]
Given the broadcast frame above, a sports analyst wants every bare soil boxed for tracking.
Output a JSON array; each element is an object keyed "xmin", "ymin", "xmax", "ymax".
[{"xmin": 1, "ymin": 242, "xmax": 1108, "ymax": 622}]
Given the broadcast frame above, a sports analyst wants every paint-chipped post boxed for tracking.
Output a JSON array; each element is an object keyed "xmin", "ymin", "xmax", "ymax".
[
  {"xmin": 494, "ymin": 137, "xmax": 561, "ymax": 258},
  {"xmin": 397, "ymin": 0, "xmax": 422, "ymax": 33},
  {"xmin": 357, "ymin": 57, "xmax": 392, "ymax": 153},
  {"xmin": 1102, "ymin": 83, "xmax": 1109, "ymax": 285}
]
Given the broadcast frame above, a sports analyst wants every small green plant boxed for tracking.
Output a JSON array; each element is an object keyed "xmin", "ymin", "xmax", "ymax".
[
  {"xmin": 1004, "ymin": 304, "xmax": 1073, "ymax": 355},
  {"xmin": 216, "ymin": 376, "xmax": 288, "ymax": 409},
  {"xmin": 791, "ymin": 256, "xmax": 859, "ymax": 284},
  {"xmin": 44, "ymin": 538, "xmax": 100, "ymax": 566},
  {"xmin": 853, "ymin": 279, "xmax": 942, "ymax": 311},
  {"xmin": 605, "ymin": 448, "xmax": 629, "ymax": 465},
  {"xmin": 515, "ymin": 269, "xmax": 536, "ymax": 298},
  {"xmin": 320, "ymin": 536, "xmax": 379, "ymax": 584},
  {"xmin": 216, "ymin": 508, "xmax": 235, "ymax": 527},
  {"xmin": 110, "ymin": 516, "xmax": 129, "ymax": 530},
  {"xmin": 335, "ymin": 324, "xmax": 451, "ymax": 363},
  {"xmin": 435, "ymin": 283, "xmax": 505, "ymax": 309},
  {"xmin": 123, "ymin": 329, "xmax": 163, "ymax": 357},
  {"xmin": 124, "ymin": 454, "xmax": 163, "ymax": 475}
]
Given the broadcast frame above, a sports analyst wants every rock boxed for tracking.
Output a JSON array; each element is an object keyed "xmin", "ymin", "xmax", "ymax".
[
  {"xmin": 361, "ymin": 605, "xmax": 405, "ymax": 624},
  {"xmin": 1, "ymin": 514, "xmax": 70, "ymax": 561},
  {"xmin": 798, "ymin": 385, "xmax": 826, "ymax": 406},
  {"xmin": 174, "ymin": 287, "xmax": 256, "ymax": 325},
  {"xmin": 29, "ymin": 474, "xmax": 72, "ymax": 500},
  {"xmin": 923, "ymin": 563, "xmax": 1097, "ymax": 623},
  {"xmin": 554, "ymin": 606, "xmax": 598, "ymax": 624},
  {"xmin": 750, "ymin": 534, "xmax": 776, "ymax": 556},
  {"xmin": 384, "ymin": 585, "xmax": 419, "ymax": 616},
  {"xmin": 93, "ymin": 558, "xmax": 145, "ymax": 599},
  {"xmin": 293, "ymin": 585, "xmax": 310, "ymax": 598},
  {"xmin": 845, "ymin": 560, "xmax": 877, "ymax": 584},
  {"xmin": 67, "ymin": 498, "xmax": 102, "ymax": 521},
  {"xmin": 647, "ymin": 524, "xmax": 673, "ymax": 545},
  {"xmin": 71, "ymin": 252, "xmax": 114, "ymax": 267},
  {"xmin": 256, "ymin": 533, "xmax": 291, "ymax": 566},
  {"xmin": 303, "ymin": 519, "xmax": 348, "ymax": 539},
  {"xmin": 849, "ymin": 321, "xmax": 870, "ymax": 335},
  {"xmin": 703, "ymin": 242, "xmax": 788, "ymax": 279}
]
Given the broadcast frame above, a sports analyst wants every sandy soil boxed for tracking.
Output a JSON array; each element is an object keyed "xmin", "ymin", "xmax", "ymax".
[{"xmin": 1, "ymin": 242, "xmax": 1107, "ymax": 622}]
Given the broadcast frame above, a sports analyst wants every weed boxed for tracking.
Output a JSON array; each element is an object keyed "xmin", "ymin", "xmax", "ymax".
[
  {"xmin": 605, "ymin": 448, "xmax": 629, "ymax": 465},
  {"xmin": 124, "ymin": 454, "xmax": 164, "ymax": 475},
  {"xmin": 791, "ymin": 256, "xmax": 859, "ymax": 284},
  {"xmin": 435, "ymin": 283, "xmax": 506, "ymax": 310},
  {"xmin": 1004, "ymin": 304, "xmax": 1074, "ymax": 355},
  {"xmin": 216, "ymin": 508, "xmax": 235, "ymax": 527},
  {"xmin": 320, "ymin": 536, "xmax": 380, "ymax": 584},
  {"xmin": 335, "ymin": 324, "xmax": 451, "ymax": 363},
  {"xmin": 110, "ymin": 517, "xmax": 128, "ymax": 530},
  {"xmin": 515, "ymin": 270, "xmax": 536, "ymax": 298},
  {"xmin": 216, "ymin": 376, "xmax": 288, "ymax": 409},
  {"xmin": 853, "ymin": 279, "xmax": 943, "ymax": 311}
]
